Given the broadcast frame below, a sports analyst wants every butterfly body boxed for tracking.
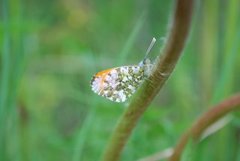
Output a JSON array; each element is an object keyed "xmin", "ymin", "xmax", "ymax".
[
  {"xmin": 91, "ymin": 60, "xmax": 153, "ymax": 102},
  {"xmin": 90, "ymin": 37, "xmax": 156, "ymax": 103}
]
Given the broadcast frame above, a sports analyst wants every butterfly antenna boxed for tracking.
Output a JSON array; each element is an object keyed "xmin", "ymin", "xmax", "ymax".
[{"xmin": 144, "ymin": 37, "xmax": 156, "ymax": 60}]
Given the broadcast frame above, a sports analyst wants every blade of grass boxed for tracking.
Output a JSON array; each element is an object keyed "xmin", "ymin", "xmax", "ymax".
[
  {"xmin": 71, "ymin": 100, "xmax": 97, "ymax": 161},
  {"xmin": 211, "ymin": 0, "xmax": 240, "ymax": 103},
  {"xmin": 118, "ymin": 14, "xmax": 146, "ymax": 65},
  {"xmin": 212, "ymin": 30, "xmax": 240, "ymax": 103},
  {"xmin": 0, "ymin": 0, "xmax": 25, "ymax": 160},
  {"xmin": 0, "ymin": 0, "xmax": 10, "ymax": 159},
  {"xmin": 72, "ymin": 53, "xmax": 100, "ymax": 161},
  {"xmin": 199, "ymin": 0, "xmax": 218, "ymax": 105},
  {"xmin": 12, "ymin": 0, "xmax": 25, "ymax": 160}
]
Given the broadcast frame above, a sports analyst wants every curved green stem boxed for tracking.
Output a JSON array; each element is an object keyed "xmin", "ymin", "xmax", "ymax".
[
  {"xmin": 169, "ymin": 93, "xmax": 240, "ymax": 161},
  {"xmin": 101, "ymin": 0, "xmax": 194, "ymax": 161}
]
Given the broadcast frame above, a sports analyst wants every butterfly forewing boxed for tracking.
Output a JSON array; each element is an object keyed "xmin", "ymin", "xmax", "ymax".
[{"xmin": 91, "ymin": 64, "xmax": 151, "ymax": 102}]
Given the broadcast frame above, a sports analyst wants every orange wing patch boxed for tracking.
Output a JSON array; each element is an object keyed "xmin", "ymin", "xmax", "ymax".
[{"xmin": 91, "ymin": 68, "xmax": 113, "ymax": 92}]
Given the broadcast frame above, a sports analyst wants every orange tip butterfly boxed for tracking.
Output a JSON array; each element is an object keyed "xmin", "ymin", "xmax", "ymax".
[{"xmin": 91, "ymin": 37, "xmax": 156, "ymax": 102}]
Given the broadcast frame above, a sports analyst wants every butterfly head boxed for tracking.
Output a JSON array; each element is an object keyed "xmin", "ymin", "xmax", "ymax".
[{"xmin": 138, "ymin": 58, "xmax": 153, "ymax": 77}]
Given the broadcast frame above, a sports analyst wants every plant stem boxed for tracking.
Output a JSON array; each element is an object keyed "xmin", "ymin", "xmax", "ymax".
[
  {"xmin": 101, "ymin": 0, "xmax": 194, "ymax": 160},
  {"xmin": 169, "ymin": 93, "xmax": 240, "ymax": 161}
]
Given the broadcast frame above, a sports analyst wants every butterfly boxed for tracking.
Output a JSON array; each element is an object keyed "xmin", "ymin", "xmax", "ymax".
[{"xmin": 90, "ymin": 38, "xmax": 156, "ymax": 103}]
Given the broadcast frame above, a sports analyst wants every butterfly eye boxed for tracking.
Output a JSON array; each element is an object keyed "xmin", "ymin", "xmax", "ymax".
[{"xmin": 144, "ymin": 58, "xmax": 151, "ymax": 65}]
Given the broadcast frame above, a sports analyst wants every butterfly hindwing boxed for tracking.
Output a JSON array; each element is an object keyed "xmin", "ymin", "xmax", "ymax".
[{"xmin": 91, "ymin": 65, "xmax": 150, "ymax": 102}]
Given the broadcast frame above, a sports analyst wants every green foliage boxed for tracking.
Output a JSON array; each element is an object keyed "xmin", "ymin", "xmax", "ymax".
[{"xmin": 0, "ymin": 0, "xmax": 240, "ymax": 161}]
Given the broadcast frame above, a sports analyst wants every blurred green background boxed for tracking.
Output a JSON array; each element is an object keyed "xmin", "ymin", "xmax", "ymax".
[{"xmin": 0, "ymin": 0, "xmax": 240, "ymax": 161}]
